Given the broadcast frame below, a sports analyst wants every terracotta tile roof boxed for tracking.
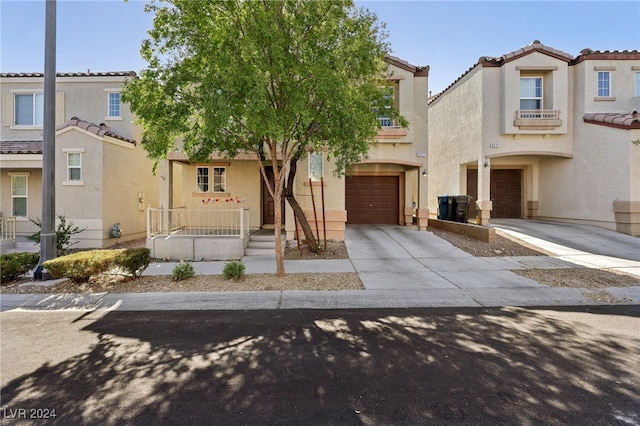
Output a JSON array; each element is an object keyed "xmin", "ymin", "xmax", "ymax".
[
  {"xmin": 385, "ymin": 55, "xmax": 429, "ymax": 77},
  {"xmin": 57, "ymin": 117, "xmax": 136, "ymax": 144},
  {"xmin": 429, "ymin": 40, "xmax": 636, "ymax": 105},
  {"xmin": 0, "ymin": 71, "xmax": 136, "ymax": 78},
  {"xmin": 571, "ymin": 49, "xmax": 640, "ymax": 64},
  {"xmin": 583, "ymin": 112, "xmax": 640, "ymax": 129},
  {"xmin": 0, "ymin": 140, "xmax": 43, "ymax": 154},
  {"xmin": 479, "ymin": 40, "xmax": 573, "ymax": 67}
]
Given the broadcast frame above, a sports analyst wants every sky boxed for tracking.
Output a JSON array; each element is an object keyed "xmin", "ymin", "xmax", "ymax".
[{"xmin": 1, "ymin": 0, "xmax": 639, "ymax": 95}]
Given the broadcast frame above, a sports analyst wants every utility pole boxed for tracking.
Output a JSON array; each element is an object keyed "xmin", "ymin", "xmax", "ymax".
[{"xmin": 35, "ymin": 0, "xmax": 56, "ymax": 280}]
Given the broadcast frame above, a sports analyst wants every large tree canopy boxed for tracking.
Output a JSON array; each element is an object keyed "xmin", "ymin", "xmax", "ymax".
[{"xmin": 123, "ymin": 0, "xmax": 403, "ymax": 276}]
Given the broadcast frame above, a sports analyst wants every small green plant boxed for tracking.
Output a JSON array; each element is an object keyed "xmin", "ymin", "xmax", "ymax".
[
  {"xmin": 43, "ymin": 250, "xmax": 120, "ymax": 283},
  {"xmin": 171, "ymin": 262, "xmax": 195, "ymax": 281},
  {"xmin": 222, "ymin": 260, "xmax": 245, "ymax": 280},
  {"xmin": 1, "ymin": 252, "xmax": 39, "ymax": 283},
  {"xmin": 115, "ymin": 248, "xmax": 151, "ymax": 278},
  {"xmin": 27, "ymin": 214, "xmax": 86, "ymax": 256}
]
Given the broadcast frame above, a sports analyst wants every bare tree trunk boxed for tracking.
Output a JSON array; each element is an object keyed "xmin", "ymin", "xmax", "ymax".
[{"xmin": 285, "ymin": 156, "xmax": 319, "ymax": 251}]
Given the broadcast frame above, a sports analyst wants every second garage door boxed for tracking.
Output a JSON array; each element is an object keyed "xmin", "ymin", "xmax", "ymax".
[{"xmin": 345, "ymin": 176, "xmax": 399, "ymax": 224}]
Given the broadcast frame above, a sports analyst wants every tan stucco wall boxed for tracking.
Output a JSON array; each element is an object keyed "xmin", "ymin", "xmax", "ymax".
[
  {"xmin": 428, "ymin": 67, "xmax": 483, "ymax": 214},
  {"xmin": 179, "ymin": 160, "xmax": 262, "ymax": 230},
  {"xmin": 537, "ymin": 124, "xmax": 638, "ymax": 231},
  {"xmin": 102, "ymin": 136, "xmax": 159, "ymax": 246},
  {"xmin": 1, "ymin": 75, "xmax": 135, "ymax": 142},
  {"xmin": 285, "ymin": 152, "xmax": 347, "ymax": 240},
  {"xmin": 573, "ymin": 58, "xmax": 639, "ymax": 114},
  {"xmin": 499, "ymin": 51, "xmax": 570, "ymax": 135},
  {"xmin": 54, "ymin": 129, "xmax": 105, "ymax": 247}
]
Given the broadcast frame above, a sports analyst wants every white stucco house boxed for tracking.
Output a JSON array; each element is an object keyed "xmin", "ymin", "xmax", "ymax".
[
  {"xmin": 428, "ymin": 41, "xmax": 640, "ymax": 236},
  {"xmin": 0, "ymin": 72, "xmax": 159, "ymax": 250}
]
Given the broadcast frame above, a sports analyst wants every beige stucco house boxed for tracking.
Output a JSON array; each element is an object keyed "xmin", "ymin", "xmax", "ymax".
[
  {"xmin": 149, "ymin": 56, "xmax": 429, "ymax": 259},
  {"xmin": 428, "ymin": 41, "xmax": 640, "ymax": 236},
  {"xmin": 0, "ymin": 72, "xmax": 159, "ymax": 249}
]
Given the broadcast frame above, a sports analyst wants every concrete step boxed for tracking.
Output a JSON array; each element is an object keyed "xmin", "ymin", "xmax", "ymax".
[
  {"xmin": 250, "ymin": 234, "xmax": 276, "ymax": 242},
  {"xmin": 247, "ymin": 240, "xmax": 276, "ymax": 249},
  {"xmin": 244, "ymin": 247, "xmax": 276, "ymax": 256}
]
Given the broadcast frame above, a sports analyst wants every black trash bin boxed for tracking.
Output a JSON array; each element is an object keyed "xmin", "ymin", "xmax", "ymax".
[
  {"xmin": 454, "ymin": 195, "xmax": 472, "ymax": 223},
  {"xmin": 437, "ymin": 195, "xmax": 449, "ymax": 220}
]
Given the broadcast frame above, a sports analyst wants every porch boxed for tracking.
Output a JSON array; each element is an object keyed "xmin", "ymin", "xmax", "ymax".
[
  {"xmin": 146, "ymin": 207, "xmax": 257, "ymax": 260},
  {"xmin": 0, "ymin": 216, "xmax": 17, "ymax": 253}
]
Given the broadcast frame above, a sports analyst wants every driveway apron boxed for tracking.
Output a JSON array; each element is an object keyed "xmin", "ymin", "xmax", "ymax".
[{"xmin": 344, "ymin": 224, "xmax": 543, "ymax": 292}]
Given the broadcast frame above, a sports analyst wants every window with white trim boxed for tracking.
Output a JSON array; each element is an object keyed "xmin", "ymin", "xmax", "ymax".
[
  {"xmin": 11, "ymin": 175, "xmax": 27, "ymax": 217},
  {"xmin": 212, "ymin": 167, "xmax": 226, "ymax": 192},
  {"xmin": 196, "ymin": 167, "xmax": 209, "ymax": 192},
  {"xmin": 14, "ymin": 93, "xmax": 44, "ymax": 126},
  {"xmin": 67, "ymin": 152, "xmax": 82, "ymax": 181},
  {"xmin": 308, "ymin": 152, "xmax": 323, "ymax": 181},
  {"xmin": 597, "ymin": 71, "xmax": 610, "ymax": 97},
  {"xmin": 635, "ymin": 72, "xmax": 640, "ymax": 97},
  {"xmin": 108, "ymin": 92, "xmax": 121, "ymax": 118},
  {"xmin": 520, "ymin": 77, "xmax": 543, "ymax": 110},
  {"xmin": 196, "ymin": 166, "xmax": 226, "ymax": 193}
]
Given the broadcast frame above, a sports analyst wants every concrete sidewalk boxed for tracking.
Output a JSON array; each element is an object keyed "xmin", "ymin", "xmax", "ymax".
[{"xmin": 2, "ymin": 223, "xmax": 639, "ymax": 311}]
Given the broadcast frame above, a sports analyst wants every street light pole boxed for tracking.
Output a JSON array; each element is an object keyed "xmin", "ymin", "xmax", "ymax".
[{"xmin": 36, "ymin": 0, "xmax": 57, "ymax": 280}]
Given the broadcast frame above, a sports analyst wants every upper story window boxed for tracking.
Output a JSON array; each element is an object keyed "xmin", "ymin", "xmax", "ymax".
[
  {"xmin": 107, "ymin": 92, "xmax": 121, "ymax": 118},
  {"xmin": 10, "ymin": 174, "xmax": 28, "ymax": 217},
  {"xmin": 597, "ymin": 71, "xmax": 610, "ymax": 97},
  {"xmin": 67, "ymin": 152, "xmax": 82, "ymax": 181},
  {"xmin": 378, "ymin": 83, "xmax": 399, "ymax": 127},
  {"xmin": 308, "ymin": 152, "xmax": 323, "ymax": 181},
  {"xmin": 520, "ymin": 77, "xmax": 543, "ymax": 110},
  {"xmin": 14, "ymin": 93, "xmax": 44, "ymax": 126},
  {"xmin": 635, "ymin": 72, "xmax": 640, "ymax": 96}
]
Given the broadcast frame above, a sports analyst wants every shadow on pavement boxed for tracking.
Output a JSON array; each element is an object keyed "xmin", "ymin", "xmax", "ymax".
[{"xmin": 2, "ymin": 306, "xmax": 639, "ymax": 425}]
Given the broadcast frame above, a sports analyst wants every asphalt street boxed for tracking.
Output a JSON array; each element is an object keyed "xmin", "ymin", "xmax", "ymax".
[{"xmin": 1, "ymin": 306, "xmax": 639, "ymax": 425}]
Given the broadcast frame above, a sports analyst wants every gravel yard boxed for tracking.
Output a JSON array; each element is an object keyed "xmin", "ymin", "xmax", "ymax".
[{"xmin": 2, "ymin": 227, "xmax": 638, "ymax": 297}]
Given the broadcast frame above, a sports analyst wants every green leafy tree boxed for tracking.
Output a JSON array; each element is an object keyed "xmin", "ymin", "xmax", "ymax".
[{"xmin": 123, "ymin": 0, "xmax": 403, "ymax": 276}]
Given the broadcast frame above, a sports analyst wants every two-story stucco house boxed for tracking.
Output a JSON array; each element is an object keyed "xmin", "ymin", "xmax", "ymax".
[
  {"xmin": 0, "ymin": 72, "xmax": 159, "ymax": 249},
  {"xmin": 428, "ymin": 41, "xmax": 640, "ymax": 236},
  {"xmin": 148, "ymin": 56, "xmax": 429, "ymax": 260}
]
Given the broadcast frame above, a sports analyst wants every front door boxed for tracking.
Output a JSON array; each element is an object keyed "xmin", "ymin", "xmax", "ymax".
[{"xmin": 262, "ymin": 167, "xmax": 285, "ymax": 226}]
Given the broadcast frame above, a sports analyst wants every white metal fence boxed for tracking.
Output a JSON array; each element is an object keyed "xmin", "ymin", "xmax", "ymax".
[
  {"xmin": 0, "ymin": 216, "xmax": 16, "ymax": 242},
  {"xmin": 147, "ymin": 208, "xmax": 250, "ymax": 238},
  {"xmin": 516, "ymin": 109, "xmax": 561, "ymax": 120}
]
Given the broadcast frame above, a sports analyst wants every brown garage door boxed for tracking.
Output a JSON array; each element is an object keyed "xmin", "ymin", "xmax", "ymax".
[
  {"xmin": 491, "ymin": 169, "xmax": 522, "ymax": 218},
  {"xmin": 345, "ymin": 176, "xmax": 399, "ymax": 224}
]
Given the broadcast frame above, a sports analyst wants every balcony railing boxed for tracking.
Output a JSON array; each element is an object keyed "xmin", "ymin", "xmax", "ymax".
[
  {"xmin": 0, "ymin": 216, "xmax": 17, "ymax": 242},
  {"xmin": 147, "ymin": 207, "xmax": 250, "ymax": 238},
  {"xmin": 379, "ymin": 117, "xmax": 397, "ymax": 127},
  {"xmin": 516, "ymin": 110, "xmax": 561, "ymax": 120}
]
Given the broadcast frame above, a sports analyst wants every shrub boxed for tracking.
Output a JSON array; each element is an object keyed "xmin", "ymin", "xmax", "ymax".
[
  {"xmin": 1, "ymin": 252, "xmax": 39, "ymax": 283},
  {"xmin": 222, "ymin": 260, "xmax": 245, "ymax": 280},
  {"xmin": 115, "ymin": 248, "xmax": 151, "ymax": 278},
  {"xmin": 44, "ymin": 250, "xmax": 119, "ymax": 283},
  {"xmin": 27, "ymin": 214, "xmax": 86, "ymax": 256},
  {"xmin": 172, "ymin": 262, "xmax": 195, "ymax": 281}
]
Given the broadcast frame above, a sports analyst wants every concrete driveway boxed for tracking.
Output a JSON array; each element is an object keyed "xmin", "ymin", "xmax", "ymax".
[
  {"xmin": 490, "ymin": 219, "xmax": 640, "ymax": 261},
  {"xmin": 343, "ymin": 224, "xmax": 557, "ymax": 297}
]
